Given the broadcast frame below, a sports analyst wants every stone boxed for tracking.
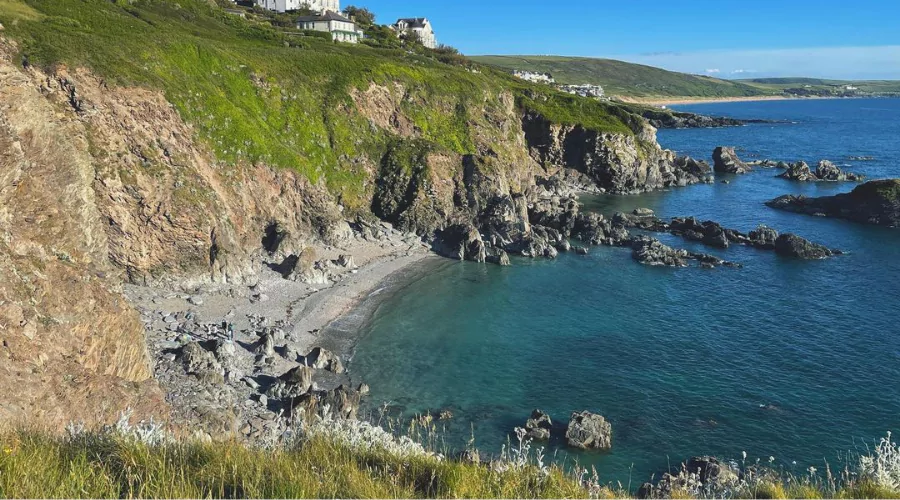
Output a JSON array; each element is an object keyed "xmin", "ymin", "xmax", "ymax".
[
  {"xmin": 565, "ymin": 411, "xmax": 612, "ymax": 450},
  {"xmin": 774, "ymin": 233, "xmax": 835, "ymax": 259},
  {"xmin": 748, "ymin": 225, "xmax": 779, "ymax": 249},
  {"xmin": 524, "ymin": 409, "xmax": 553, "ymax": 441},
  {"xmin": 574, "ymin": 246, "xmax": 589, "ymax": 255},
  {"xmin": 188, "ymin": 296, "xmax": 204, "ymax": 306},
  {"xmin": 633, "ymin": 208, "xmax": 655, "ymax": 217},
  {"xmin": 777, "ymin": 161, "xmax": 817, "ymax": 181},
  {"xmin": 334, "ymin": 254, "xmax": 355, "ymax": 268},
  {"xmin": 255, "ymin": 331, "xmax": 275, "ymax": 357},
  {"xmin": 712, "ymin": 147, "xmax": 751, "ymax": 174},
  {"xmin": 766, "ymin": 180, "xmax": 900, "ymax": 226},
  {"xmin": 179, "ymin": 342, "xmax": 223, "ymax": 384},
  {"xmin": 357, "ymin": 383, "xmax": 370, "ymax": 396},
  {"xmin": 301, "ymin": 347, "xmax": 345, "ymax": 374}
]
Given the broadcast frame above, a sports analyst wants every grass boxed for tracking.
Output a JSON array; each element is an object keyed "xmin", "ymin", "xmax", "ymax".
[
  {"xmin": 0, "ymin": 0, "xmax": 642, "ymax": 214},
  {"xmin": 3, "ymin": 418, "xmax": 900, "ymax": 499},
  {"xmin": 0, "ymin": 425, "xmax": 596, "ymax": 498},
  {"xmin": 469, "ymin": 55, "xmax": 774, "ymax": 99}
]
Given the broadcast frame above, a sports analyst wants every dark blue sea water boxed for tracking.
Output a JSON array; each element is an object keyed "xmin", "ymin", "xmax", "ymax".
[{"xmin": 346, "ymin": 98, "xmax": 900, "ymax": 482}]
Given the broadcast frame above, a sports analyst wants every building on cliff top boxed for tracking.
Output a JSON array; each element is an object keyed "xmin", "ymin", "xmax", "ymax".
[
  {"xmin": 296, "ymin": 11, "xmax": 364, "ymax": 43},
  {"xmin": 392, "ymin": 18, "xmax": 437, "ymax": 49},
  {"xmin": 254, "ymin": 0, "xmax": 339, "ymax": 14}
]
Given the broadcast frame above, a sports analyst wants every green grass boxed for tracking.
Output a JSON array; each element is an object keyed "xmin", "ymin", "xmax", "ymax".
[
  {"xmin": 469, "ymin": 55, "xmax": 774, "ymax": 99},
  {"xmin": 0, "ymin": 0, "xmax": 641, "ymax": 213},
  {"xmin": 0, "ymin": 430, "xmax": 597, "ymax": 499},
  {"xmin": 738, "ymin": 78, "xmax": 900, "ymax": 96}
]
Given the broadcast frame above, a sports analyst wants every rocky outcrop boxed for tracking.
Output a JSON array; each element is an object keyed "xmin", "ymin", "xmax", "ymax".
[
  {"xmin": 778, "ymin": 160, "xmax": 863, "ymax": 182},
  {"xmin": 712, "ymin": 147, "xmax": 751, "ymax": 174},
  {"xmin": 631, "ymin": 236, "xmax": 739, "ymax": 269},
  {"xmin": 565, "ymin": 411, "xmax": 612, "ymax": 450},
  {"xmin": 523, "ymin": 409, "xmax": 553, "ymax": 441},
  {"xmin": 640, "ymin": 109, "xmax": 778, "ymax": 129},
  {"xmin": 614, "ymin": 214, "xmax": 840, "ymax": 259},
  {"xmin": 774, "ymin": 233, "xmax": 838, "ymax": 259},
  {"xmin": 523, "ymin": 111, "xmax": 713, "ymax": 195},
  {"xmin": 766, "ymin": 179, "xmax": 900, "ymax": 226}
]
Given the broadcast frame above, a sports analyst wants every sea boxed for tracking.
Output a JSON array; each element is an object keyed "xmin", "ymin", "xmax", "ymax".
[{"xmin": 340, "ymin": 98, "xmax": 900, "ymax": 483}]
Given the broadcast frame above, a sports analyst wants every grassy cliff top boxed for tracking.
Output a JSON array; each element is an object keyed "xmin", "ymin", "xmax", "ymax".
[
  {"xmin": 0, "ymin": 0, "xmax": 641, "ymax": 209},
  {"xmin": 469, "ymin": 55, "xmax": 774, "ymax": 99}
]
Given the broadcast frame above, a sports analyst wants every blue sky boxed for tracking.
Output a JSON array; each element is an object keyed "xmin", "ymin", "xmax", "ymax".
[{"xmin": 355, "ymin": 0, "xmax": 900, "ymax": 79}]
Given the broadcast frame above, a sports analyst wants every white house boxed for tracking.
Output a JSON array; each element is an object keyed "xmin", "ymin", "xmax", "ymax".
[
  {"xmin": 296, "ymin": 11, "xmax": 364, "ymax": 43},
  {"xmin": 255, "ymin": 0, "xmax": 339, "ymax": 14},
  {"xmin": 392, "ymin": 18, "xmax": 436, "ymax": 49},
  {"xmin": 513, "ymin": 70, "xmax": 554, "ymax": 84}
]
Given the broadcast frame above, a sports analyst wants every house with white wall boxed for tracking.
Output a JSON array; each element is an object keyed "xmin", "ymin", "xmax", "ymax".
[
  {"xmin": 296, "ymin": 11, "xmax": 364, "ymax": 43},
  {"xmin": 255, "ymin": 0, "xmax": 339, "ymax": 14},
  {"xmin": 392, "ymin": 18, "xmax": 436, "ymax": 49}
]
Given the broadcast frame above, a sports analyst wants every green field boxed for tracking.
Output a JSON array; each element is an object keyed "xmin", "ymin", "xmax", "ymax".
[
  {"xmin": 469, "ymin": 55, "xmax": 774, "ymax": 99},
  {"xmin": 471, "ymin": 56, "xmax": 900, "ymax": 100}
]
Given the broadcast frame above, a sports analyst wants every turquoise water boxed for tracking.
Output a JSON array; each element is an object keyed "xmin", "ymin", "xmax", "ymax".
[{"xmin": 347, "ymin": 98, "xmax": 900, "ymax": 482}]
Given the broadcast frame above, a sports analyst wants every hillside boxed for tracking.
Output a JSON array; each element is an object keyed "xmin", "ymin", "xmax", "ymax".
[
  {"xmin": 470, "ymin": 55, "xmax": 774, "ymax": 99},
  {"xmin": 0, "ymin": 0, "xmax": 718, "ymax": 431},
  {"xmin": 739, "ymin": 77, "xmax": 900, "ymax": 96}
]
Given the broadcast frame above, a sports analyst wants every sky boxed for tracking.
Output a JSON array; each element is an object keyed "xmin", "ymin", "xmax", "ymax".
[{"xmin": 357, "ymin": 0, "xmax": 900, "ymax": 80}]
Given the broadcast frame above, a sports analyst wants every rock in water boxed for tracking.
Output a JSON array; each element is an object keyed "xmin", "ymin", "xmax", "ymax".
[
  {"xmin": 524, "ymin": 409, "xmax": 553, "ymax": 440},
  {"xmin": 712, "ymin": 147, "xmax": 751, "ymax": 174},
  {"xmin": 766, "ymin": 179, "xmax": 900, "ymax": 226},
  {"xmin": 777, "ymin": 161, "xmax": 816, "ymax": 181},
  {"xmin": 748, "ymin": 225, "xmax": 779, "ymax": 249},
  {"xmin": 774, "ymin": 233, "xmax": 835, "ymax": 259},
  {"xmin": 565, "ymin": 411, "xmax": 612, "ymax": 450}
]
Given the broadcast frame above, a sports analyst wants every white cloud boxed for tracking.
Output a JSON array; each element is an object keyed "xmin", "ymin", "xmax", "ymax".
[
  {"xmin": 705, "ymin": 68, "xmax": 720, "ymax": 74},
  {"xmin": 609, "ymin": 46, "xmax": 900, "ymax": 80}
]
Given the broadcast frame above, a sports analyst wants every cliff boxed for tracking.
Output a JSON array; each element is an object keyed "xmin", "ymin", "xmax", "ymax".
[{"xmin": 0, "ymin": 0, "xmax": 707, "ymax": 428}]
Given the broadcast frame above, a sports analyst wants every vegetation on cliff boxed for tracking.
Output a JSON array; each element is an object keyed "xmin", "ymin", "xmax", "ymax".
[
  {"xmin": 0, "ymin": 0, "xmax": 640, "ymax": 212},
  {"xmin": 3, "ymin": 419, "xmax": 900, "ymax": 499}
]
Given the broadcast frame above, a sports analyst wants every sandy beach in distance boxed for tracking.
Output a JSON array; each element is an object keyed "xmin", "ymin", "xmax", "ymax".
[{"xmin": 621, "ymin": 95, "xmax": 848, "ymax": 106}]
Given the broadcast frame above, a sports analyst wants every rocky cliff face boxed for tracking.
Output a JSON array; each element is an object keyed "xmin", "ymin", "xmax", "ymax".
[{"xmin": 0, "ymin": 36, "xmax": 710, "ymax": 428}]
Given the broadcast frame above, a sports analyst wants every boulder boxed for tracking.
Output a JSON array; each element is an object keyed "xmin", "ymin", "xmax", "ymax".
[
  {"xmin": 712, "ymin": 147, "xmax": 751, "ymax": 174},
  {"xmin": 565, "ymin": 411, "xmax": 612, "ymax": 450},
  {"xmin": 302, "ymin": 347, "xmax": 345, "ymax": 374},
  {"xmin": 255, "ymin": 331, "xmax": 276, "ymax": 357},
  {"xmin": 291, "ymin": 385, "xmax": 361, "ymax": 421},
  {"xmin": 774, "ymin": 233, "xmax": 835, "ymax": 259},
  {"xmin": 437, "ymin": 223, "xmax": 486, "ymax": 263},
  {"xmin": 179, "ymin": 342, "xmax": 223, "ymax": 384},
  {"xmin": 524, "ymin": 409, "xmax": 553, "ymax": 441}
]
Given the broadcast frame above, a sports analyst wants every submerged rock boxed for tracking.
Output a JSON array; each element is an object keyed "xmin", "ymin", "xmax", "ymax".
[{"xmin": 565, "ymin": 411, "xmax": 612, "ymax": 450}]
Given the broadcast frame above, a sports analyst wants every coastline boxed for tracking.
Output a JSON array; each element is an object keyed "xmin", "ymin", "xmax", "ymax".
[{"xmin": 621, "ymin": 95, "xmax": 842, "ymax": 106}]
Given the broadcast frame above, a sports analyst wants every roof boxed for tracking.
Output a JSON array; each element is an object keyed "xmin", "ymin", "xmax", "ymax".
[
  {"xmin": 296, "ymin": 11, "xmax": 353, "ymax": 23},
  {"xmin": 395, "ymin": 17, "xmax": 429, "ymax": 28}
]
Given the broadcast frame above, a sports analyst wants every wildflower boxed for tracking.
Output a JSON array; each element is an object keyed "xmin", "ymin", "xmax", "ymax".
[
  {"xmin": 2, "ymin": 446, "xmax": 12, "ymax": 455},
  {"xmin": 809, "ymin": 466, "xmax": 817, "ymax": 475},
  {"xmin": 769, "ymin": 456, "xmax": 775, "ymax": 464}
]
